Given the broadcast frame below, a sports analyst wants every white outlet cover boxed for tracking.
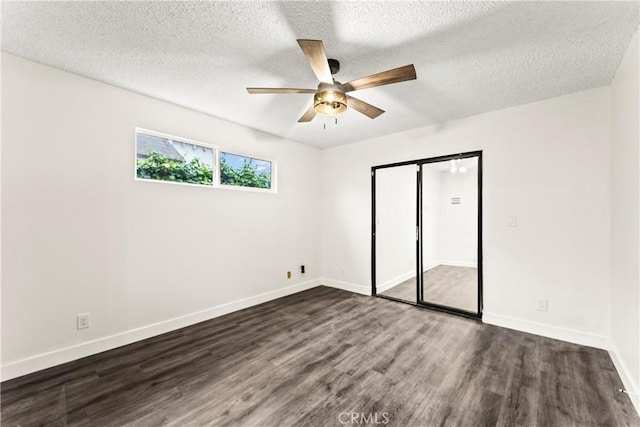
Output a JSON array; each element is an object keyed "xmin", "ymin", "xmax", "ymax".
[
  {"xmin": 536, "ymin": 298, "xmax": 548, "ymax": 312},
  {"xmin": 507, "ymin": 215, "xmax": 518, "ymax": 227},
  {"xmin": 77, "ymin": 313, "xmax": 91, "ymax": 329}
]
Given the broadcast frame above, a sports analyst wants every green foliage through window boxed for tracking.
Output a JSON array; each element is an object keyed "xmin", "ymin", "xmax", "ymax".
[
  {"xmin": 220, "ymin": 153, "xmax": 272, "ymax": 189},
  {"xmin": 135, "ymin": 131, "xmax": 275, "ymax": 191},
  {"xmin": 137, "ymin": 151, "xmax": 213, "ymax": 185}
]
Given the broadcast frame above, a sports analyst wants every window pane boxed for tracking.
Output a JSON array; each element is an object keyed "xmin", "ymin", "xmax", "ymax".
[
  {"xmin": 136, "ymin": 132, "xmax": 214, "ymax": 186},
  {"xmin": 220, "ymin": 152, "xmax": 272, "ymax": 189}
]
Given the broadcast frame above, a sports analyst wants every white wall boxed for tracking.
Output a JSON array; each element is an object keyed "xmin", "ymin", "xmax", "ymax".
[
  {"xmin": 610, "ymin": 29, "xmax": 640, "ymax": 411},
  {"xmin": 421, "ymin": 166, "xmax": 441, "ymax": 270},
  {"xmin": 321, "ymin": 86, "xmax": 612, "ymax": 348},
  {"xmin": 1, "ymin": 53, "xmax": 322, "ymax": 379},
  {"xmin": 437, "ymin": 168, "xmax": 478, "ymax": 267}
]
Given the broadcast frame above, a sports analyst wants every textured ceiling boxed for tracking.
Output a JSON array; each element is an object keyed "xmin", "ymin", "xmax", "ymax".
[{"xmin": 2, "ymin": 1, "xmax": 638, "ymax": 148}]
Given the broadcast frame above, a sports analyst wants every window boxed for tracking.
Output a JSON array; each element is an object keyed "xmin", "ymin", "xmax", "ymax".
[
  {"xmin": 219, "ymin": 152, "xmax": 273, "ymax": 190},
  {"xmin": 136, "ymin": 130, "xmax": 215, "ymax": 186},
  {"xmin": 135, "ymin": 129, "xmax": 276, "ymax": 193}
]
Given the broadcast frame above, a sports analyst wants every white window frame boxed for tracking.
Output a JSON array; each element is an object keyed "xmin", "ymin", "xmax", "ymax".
[{"xmin": 134, "ymin": 128, "xmax": 277, "ymax": 194}]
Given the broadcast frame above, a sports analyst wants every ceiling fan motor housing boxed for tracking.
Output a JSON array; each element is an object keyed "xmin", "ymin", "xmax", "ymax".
[
  {"xmin": 328, "ymin": 58, "xmax": 340, "ymax": 75},
  {"xmin": 314, "ymin": 83, "xmax": 347, "ymax": 116}
]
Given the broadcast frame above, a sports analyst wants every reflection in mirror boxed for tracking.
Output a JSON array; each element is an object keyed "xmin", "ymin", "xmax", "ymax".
[
  {"xmin": 375, "ymin": 165, "xmax": 417, "ymax": 303},
  {"xmin": 421, "ymin": 157, "xmax": 478, "ymax": 313}
]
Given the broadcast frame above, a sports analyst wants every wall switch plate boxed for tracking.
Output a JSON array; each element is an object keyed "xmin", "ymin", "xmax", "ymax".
[
  {"xmin": 507, "ymin": 215, "xmax": 518, "ymax": 227},
  {"xmin": 77, "ymin": 313, "xmax": 91, "ymax": 329},
  {"xmin": 536, "ymin": 298, "xmax": 548, "ymax": 312}
]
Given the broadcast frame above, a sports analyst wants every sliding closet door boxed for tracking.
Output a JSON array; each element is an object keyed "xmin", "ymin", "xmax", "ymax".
[
  {"xmin": 374, "ymin": 164, "xmax": 417, "ymax": 303},
  {"xmin": 419, "ymin": 155, "xmax": 481, "ymax": 315}
]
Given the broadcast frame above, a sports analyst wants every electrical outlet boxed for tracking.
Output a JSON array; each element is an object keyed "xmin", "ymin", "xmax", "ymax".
[
  {"xmin": 507, "ymin": 215, "xmax": 518, "ymax": 227},
  {"xmin": 77, "ymin": 313, "xmax": 91, "ymax": 329},
  {"xmin": 287, "ymin": 271, "xmax": 291, "ymax": 279},
  {"xmin": 536, "ymin": 298, "xmax": 548, "ymax": 312}
]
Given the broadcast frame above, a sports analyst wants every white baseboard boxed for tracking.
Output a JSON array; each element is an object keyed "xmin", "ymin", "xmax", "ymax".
[
  {"xmin": 609, "ymin": 341, "xmax": 640, "ymax": 415},
  {"xmin": 377, "ymin": 271, "xmax": 415, "ymax": 293},
  {"xmin": 422, "ymin": 261, "xmax": 440, "ymax": 274},
  {"xmin": 377, "ymin": 263, "xmax": 442, "ymax": 293},
  {"xmin": 320, "ymin": 278, "xmax": 371, "ymax": 295},
  {"xmin": 439, "ymin": 260, "xmax": 477, "ymax": 268},
  {"xmin": 482, "ymin": 311, "xmax": 608, "ymax": 350},
  {"xmin": 1, "ymin": 278, "xmax": 321, "ymax": 382}
]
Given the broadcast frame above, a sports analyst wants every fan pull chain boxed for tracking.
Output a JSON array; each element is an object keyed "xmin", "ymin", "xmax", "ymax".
[{"xmin": 322, "ymin": 117, "xmax": 338, "ymax": 130}]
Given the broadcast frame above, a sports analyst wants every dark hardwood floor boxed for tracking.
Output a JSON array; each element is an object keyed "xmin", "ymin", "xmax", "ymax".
[{"xmin": 2, "ymin": 286, "xmax": 638, "ymax": 426}]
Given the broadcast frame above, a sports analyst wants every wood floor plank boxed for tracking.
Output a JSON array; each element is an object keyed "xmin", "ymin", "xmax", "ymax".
[{"xmin": 1, "ymin": 286, "xmax": 638, "ymax": 426}]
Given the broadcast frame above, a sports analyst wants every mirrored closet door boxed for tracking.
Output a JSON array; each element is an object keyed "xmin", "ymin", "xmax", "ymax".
[
  {"xmin": 372, "ymin": 152, "xmax": 483, "ymax": 318},
  {"xmin": 418, "ymin": 154, "xmax": 481, "ymax": 316},
  {"xmin": 374, "ymin": 164, "xmax": 418, "ymax": 304}
]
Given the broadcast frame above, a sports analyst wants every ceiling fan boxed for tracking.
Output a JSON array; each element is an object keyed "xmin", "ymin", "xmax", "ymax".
[{"xmin": 247, "ymin": 39, "xmax": 417, "ymax": 123}]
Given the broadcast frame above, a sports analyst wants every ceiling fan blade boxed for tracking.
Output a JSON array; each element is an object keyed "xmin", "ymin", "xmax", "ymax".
[
  {"xmin": 247, "ymin": 88, "xmax": 317, "ymax": 94},
  {"xmin": 340, "ymin": 64, "xmax": 416, "ymax": 92},
  {"xmin": 297, "ymin": 39, "xmax": 334, "ymax": 84},
  {"xmin": 298, "ymin": 104, "xmax": 317, "ymax": 122},
  {"xmin": 347, "ymin": 96, "xmax": 385, "ymax": 119}
]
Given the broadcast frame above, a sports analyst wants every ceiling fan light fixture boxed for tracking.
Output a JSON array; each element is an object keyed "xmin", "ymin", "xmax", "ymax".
[
  {"xmin": 247, "ymin": 39, "xmax": 416, "ymax": 122},
  {"xmin": 314, "ymin": 90, "xmax": 347, "ymax": 116}
]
